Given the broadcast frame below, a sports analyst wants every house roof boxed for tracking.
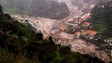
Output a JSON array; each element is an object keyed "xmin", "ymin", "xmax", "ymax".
[
  {"xmin": 81, "ymin": 30, "xmax": 97, "ymax": 36},
  {"xmin": 81, "ymin": 31, "xmax": 88, "ymax": 35},
  {"xmin": 88, "ymin": 30, "xmax": 97, "ymax": 36}
]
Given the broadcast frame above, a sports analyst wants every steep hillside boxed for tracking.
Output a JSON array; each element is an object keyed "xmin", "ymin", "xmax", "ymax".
[
  {"xmin": 90, "ymin": 0, "xmax": 112, "ymax": 39},
  {"xmin": 0, "ymin": 5, "xmax": 107, "ymax": 63},
  {"xmin": 10, "ymin": 0, "xmax": 111, "ymax": 62},
  {"xmin": 0, "ymin": 0, "xmax": 112, "ymax": 63}
]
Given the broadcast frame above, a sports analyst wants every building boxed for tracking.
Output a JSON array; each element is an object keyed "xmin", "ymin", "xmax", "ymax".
[
  {"xmin": 83, "ymin": 22, "xmax": 91, "ymax": 26},
  {"xmin": 81, "ymin": 30, "xmax": 97, "ymax": 39}
]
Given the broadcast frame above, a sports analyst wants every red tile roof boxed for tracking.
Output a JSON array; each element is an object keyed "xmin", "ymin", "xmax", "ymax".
[{"xmin": 83, "ymin": 22, "xmax": 91, "ymax": 26}]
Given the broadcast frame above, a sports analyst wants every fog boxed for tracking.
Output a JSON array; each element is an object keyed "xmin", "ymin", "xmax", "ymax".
[
  {"xmin": 0, "ymin": 0, "xmax": 67, "ymax": 19},
  {"xmin": 0, "ymin": 0, "xmax": 110, "ymax": 19}
]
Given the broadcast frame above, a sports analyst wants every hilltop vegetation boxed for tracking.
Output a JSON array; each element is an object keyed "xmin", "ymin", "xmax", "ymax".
[
  {"xmin": 90, "ymin": 0, "xmax": 112, "ymax": 39},
  {"xmin": 0, "ymin": 0, "xmax": 69, "ymax": 19}
]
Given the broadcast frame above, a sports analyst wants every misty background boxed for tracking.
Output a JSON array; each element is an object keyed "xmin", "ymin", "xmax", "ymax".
[
  {"xmin": 0, "ymin": 0, "xmax": 69, "ymax": 19},
  {"xmin": 0, "ymin": 0, "xmax": 96, "ymax": 19}
]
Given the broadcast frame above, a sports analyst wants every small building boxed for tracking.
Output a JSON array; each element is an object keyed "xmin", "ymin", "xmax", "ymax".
[
  {"xmin": 83, "ymin": 22, "xmax": 91, "ymax": 26},
  {"xmin": 81, "ymin": 30, "xmax": 88, "ymax": 36},
  {"xmin": 88, "ymin": 30, "xmax": 97, "ymax": 39},
  {"xmin": 80, "ymin": 21, "xmax": 91, "ymax": 30},
  {"xmin": 81, "ymin": 30, "xmax": 97, "ymax": 39}
]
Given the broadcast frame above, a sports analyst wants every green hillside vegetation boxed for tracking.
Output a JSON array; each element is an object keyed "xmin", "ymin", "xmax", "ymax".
[
  {"xmin": 90, "ymin": 0, "xmax": 112, "ymax": 39},
  {"xmin": 0, "ymin": 5, "xmax": 105, "ymax": 63}
]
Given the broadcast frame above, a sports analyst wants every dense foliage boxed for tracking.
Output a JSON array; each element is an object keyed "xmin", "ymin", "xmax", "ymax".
[
  {"xmin": 0, "ymin": 5, "xmax": 105, "ymax": 63},
  {"xmin": 0, "ymin": 0, "xmax": 69, "ymax": 19},
  {"xmin": 90, "ymin": 0, "xmax": 112, "ymax": 39}
]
